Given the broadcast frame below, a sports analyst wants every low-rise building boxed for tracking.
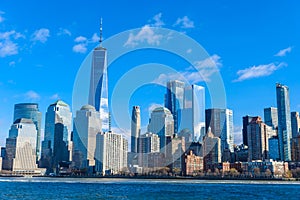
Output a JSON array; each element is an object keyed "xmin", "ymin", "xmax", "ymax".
[{"xmin": 184, "ymin": 151, "xmax": 203, "ymax": 176}]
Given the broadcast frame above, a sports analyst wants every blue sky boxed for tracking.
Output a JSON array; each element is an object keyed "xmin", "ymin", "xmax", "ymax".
[{"xmin": 0, "ymin": 0, "xmax": 299, "ymax": 146}]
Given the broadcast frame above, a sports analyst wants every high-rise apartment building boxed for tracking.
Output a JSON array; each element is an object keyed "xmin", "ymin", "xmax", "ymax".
[
  {"xmin": 138, "ymin": 132, "xmax": 160, "ymax": 153},
  {"xmin": 181, "ymin": 84, "xmax": 205, "ymax": 142},
  {"xmin": 131, "ymin": 106, "xmax": 141, "ymax": 153},
  {"xmin": 276, "ymin": 83, "xmax": 292, "ymax": 161},
  {"xmin": 264, "ymin": 107, "xmax": 278, "ymax": 130},
  {"xmin": 137, "ymin": 132, "xmax": 160, "ymax": 169},
  {"xmin": 205, "ymin": 108, "xmax": 234, "ymax": 158},
  {"xmin": 2, "ymin": 119, "xmax": 38, "ymax": 173},
  {"xmin": 148, "ymin": 107, "xmax": 174, "ymax": 154},
  {"xmin": 88, "ymin": 20, "xmax": 109, "ymax": 132},
  {"xmin": 95, "ymin": 131, "xmax": 128, "ymax": 175},
  {"xmin": 291, "ymin": 111, "xmax": 300, "ymax": 138},
  {"xmin": 165, "ymin": 80, "xmax": 185, "ymax": 133},
  {"xmin": 13, "ymin": 103, "xmax": 42, "ymax": 160},
  {"xmin": 247, "ymin": 116, "xmax": 269, "ymax": 161},
  {"xmin": 72, "ymin": 105, "xmax": 101, "ymax": 171},
  {"xmin": 40, "ymin": 100, "xmax": 72, "ymax": 171}
]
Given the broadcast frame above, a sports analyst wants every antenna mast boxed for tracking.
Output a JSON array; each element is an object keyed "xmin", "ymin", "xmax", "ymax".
[{"xmin": 100, "ymin": 18, "xmax": 103, "ymax": 47}]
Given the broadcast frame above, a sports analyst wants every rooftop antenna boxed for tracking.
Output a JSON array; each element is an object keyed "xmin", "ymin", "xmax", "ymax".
[{"xmin": 99, "ymin": 18, "xmax": 103, "ymax": 47}]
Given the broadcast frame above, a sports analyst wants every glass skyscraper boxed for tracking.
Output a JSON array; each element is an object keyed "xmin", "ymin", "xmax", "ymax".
[
  {"xmin": 242, "ymin": 115, "xmax": 253, "ymax": 146},
  {"xmin": 165, "ymin": 80, "xmax": 185, "ymax": 133},
  {"xmin": 73, "ymin": 105, "xmax": 102, "ymax": 171},
  {"xmin": 148, "ymin": 107, "xmax": 174, "ymax": 154},
  {"xmin": 181, "ymin": 84, "xmax": 205, "ymax": 142},
  {"xmin": 276, "ymin": 83, "xmax": 292, "ymax": 161},
  {"xmin": 40, "ymin": 100, "xmax": 72, "ymax": 171},
  {"xmin": 2, "ymin": 118, "xmax": 37, "ymax": 172},
  {"xmin": 131, "ymin": 106, "xmax": 141, "ymax": 153},
  {"xmin": 291, "ymin": 111, "xmax": 300, "ymax": 138},
  {"xmin": 88, "ymin": 22, "xmax": 109, "ymax": 132},
  {"xmin": 13, "ymin": 103, "xmax": 42, "ymax": 160},
  {"xmin": 205, "ymin": 108, "xmax": 234, "ymax": 159},
  {"xmin": 264, "ymin": 107, "xmax": 278, "ymax": 130}
]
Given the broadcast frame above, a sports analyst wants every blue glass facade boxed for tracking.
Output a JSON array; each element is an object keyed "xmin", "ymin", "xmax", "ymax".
[
  {"xmin": 205, "ymin": 108, "xmax": 234, "ymax": 159},
  {"xmin": 88, "ymin": 47, "xmax": 109, "ymax": 132},
  {"xmin": 165, "ymin": 80, "xmax": 185, "ymax": 133},
  {"xmin": 276, "ymin": 83, "xmax": 292, "ymax": 161},
  {"xmin": 181, "ymin": 84, "xmax": 205, "ymax": 142},
  {"xmin": 13, "ymin": 103, "xmax": 42, "ymax": 161},
  {"xmin": 40, "ymin": 100, "xmax": 72, "ymax": 171}
]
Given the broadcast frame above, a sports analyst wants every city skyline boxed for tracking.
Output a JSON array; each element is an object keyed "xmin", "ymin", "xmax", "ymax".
[{"xmin": 0, "ymin": 1, "xmax": 300, "ymax": 147}]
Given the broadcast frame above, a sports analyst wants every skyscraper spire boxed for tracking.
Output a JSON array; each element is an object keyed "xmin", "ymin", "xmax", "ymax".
[{"xmin": 99, "ymin": 18, "xmax": 103, "ymax": 47}]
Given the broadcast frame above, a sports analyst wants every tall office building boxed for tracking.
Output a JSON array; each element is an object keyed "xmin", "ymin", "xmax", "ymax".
[
  {"xmin": 131, "ymin": 106, "xmax": 141, "ymax": 153},
  {"xmin": 95, "ymin": 131, "xmax": 128, "ymax": 175},
  {"xmin": 181, "ymin": 84, "xmax": 205, "ymax": 142},
  {"xmin": 72, "ymin": 105, "xmax": 101, "ymax": 171},
  {"xmin": 276, "ymin": 83, "xmax": 292, "ymax": 161},
  {"xmin": 40, "ymin": 100, "xmax": 72, "ymax": 171},
  {"xmin": 291, "ymin": 112, "xmax": 300, "ymax": 138},
  {"xmin": 205, "ymin": 108, "xmax": 234, "ymax": 158},
  {"xmin": 2, "ymin": 119, "xmax": 37, "ymax": 172},
  {"xmin": 264, "ymin": 107, "xmax": 278, "ymax": 130},
  {"xmin": 165, "ymin": 80, "xmax": 185, "ymax": 133},
  {"xmin": 242, "ymin": 115, "xmax": 254, "ymax": 146},
  {"xmin": 13, "ymin": 103, "xmax": 42, "ymax": 160},
  {"xmin": 88, "ymin": 20, "xmax": 109, "ymax": 132},
  {"xmin": 148, "ymin": 107, "xmax": 174, "ymax": 154},
  {"xmin": 247, "ymin": 116, "xmax": 269, "ymax": 161},
  {"xmin": 203, "ymin": 128, "xmax": 221, "ymax": 171}
]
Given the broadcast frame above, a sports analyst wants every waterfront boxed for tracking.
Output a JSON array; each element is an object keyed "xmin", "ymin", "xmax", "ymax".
[{"xmin": 0, "ymin": 178, "xmax": 300, "ymax": 199}]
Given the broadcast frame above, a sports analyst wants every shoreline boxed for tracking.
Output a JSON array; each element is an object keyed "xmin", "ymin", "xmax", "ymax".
[{"xmin": 1, "ymin": 174, "xmax": 299, "ymax": 181}]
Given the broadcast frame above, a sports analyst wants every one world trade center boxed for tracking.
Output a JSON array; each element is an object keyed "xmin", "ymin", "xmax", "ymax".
[{"xmin": 88, "ymin": 19, "xmax": 109, "ymax": 132}]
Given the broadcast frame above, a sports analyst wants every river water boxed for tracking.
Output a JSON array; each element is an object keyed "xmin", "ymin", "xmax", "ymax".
[{"xmin": 0, "ymin": 177, "xmax": 299, "ymax": 199}]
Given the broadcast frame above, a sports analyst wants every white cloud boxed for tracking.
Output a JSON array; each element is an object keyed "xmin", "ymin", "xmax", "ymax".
[
  {"xmin": 152, "ymin": 54, "xmax": 222, "ymax": 85},
  {"xmin": 57, "ymin": 28, "xmax": 71, "ymax": 36},
  {"xmin": 72, "ymin": 43, "xmax": 87, "ymax": 53},
  {"xmin": 275, "ymin": 46, "xmax": 292, "ymax": 57},
  {"xmin": 74, "ymin": 36, "xmax": 87, "ymax": 43},
  {"xmin": 124, "ymin": 25, "xmax": 163, "ymax": 47},
  {"xmin": 32, "ymin": 28, "xmax": 50, "ymax": 43},
  {"xmin": 9, "ymin": 61, "xmax": 16, "ymax": 67},
  {"xmin": 25, "ymin": 90, "xmax": 40, "ymax": 101},
  {"xmin": 234, "ymin": 62, "xmax": 286, "ymax": 82},
  {"xmin": 50, "ymin": 93, "xmax": 60, "ymax": 100},
  {"xmin": 151, "ymin": 13, "xmax": 165, "ymax": 27},
  {"xmin": 0, "ymin": 40, "xmax": 18, "ymax": 57},
  {"xmin": 186, "ymin": 48, "xmax": 192, "ymax": 54},
  {"xmin": 0, "ymin": 30, "xmax": 24, "ymax": 57},
  {"xmin": 174, "ymin": 16, "xmax": 195, "ymax": 28},
  {"xmin": 91, "ymin": 33, "xmax": 100, "ymax": 43}
]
